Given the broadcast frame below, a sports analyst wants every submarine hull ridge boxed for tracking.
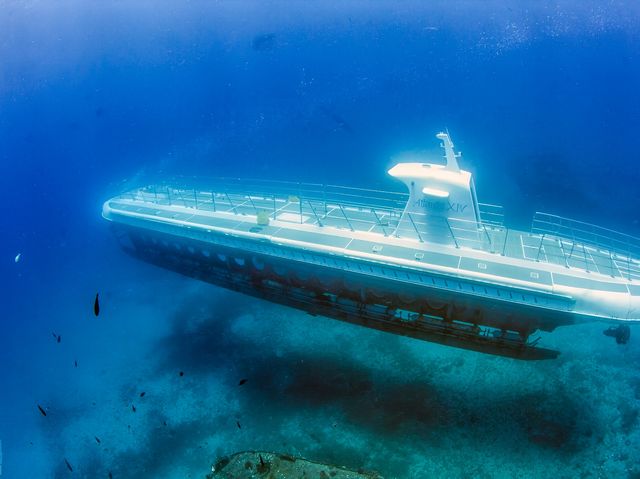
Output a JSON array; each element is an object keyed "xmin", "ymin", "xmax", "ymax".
[{"xmin": 103, "ymin": 133, "xmax": 640, "ymax": 360}]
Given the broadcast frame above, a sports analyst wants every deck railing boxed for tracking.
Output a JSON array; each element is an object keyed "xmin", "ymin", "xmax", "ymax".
[
  {"xmin": 531, "ymin": 212, "xmax": 640, "ymax": 280},
  {"xmin": 114, "ymin": 177, "xmax": 639, "ymax": 280}
]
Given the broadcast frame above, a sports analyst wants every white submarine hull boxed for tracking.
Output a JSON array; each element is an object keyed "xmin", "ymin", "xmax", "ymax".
[{"xmin": 102, "ymin": 133, "xmax": 640, "ymax": 360}]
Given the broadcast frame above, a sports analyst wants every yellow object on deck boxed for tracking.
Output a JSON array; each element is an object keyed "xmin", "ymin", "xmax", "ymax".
[{"xmin": 256, "ymin": 210, "xmax": 270, "ymax": 226}]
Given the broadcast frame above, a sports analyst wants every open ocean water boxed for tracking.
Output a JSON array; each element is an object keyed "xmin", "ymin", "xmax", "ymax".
[{"xmin": 1, "ymin": 1, "xmax": 640, "ymax": 477}]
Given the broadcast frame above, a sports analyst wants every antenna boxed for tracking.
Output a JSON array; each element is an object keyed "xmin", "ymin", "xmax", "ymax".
[{"xmin": 436, "ymin": 131, "xmax": 460, "ymax": 172}]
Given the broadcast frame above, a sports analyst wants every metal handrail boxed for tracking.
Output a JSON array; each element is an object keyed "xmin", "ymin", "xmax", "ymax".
[
  {"xmin": 115, "ymin": 180, "xmax": 640, "ymax": 279},
  {"xmin": 478, "ymin": 203, "xmax": 505, "ymax": 227},
  {"xmin": 532, "ymin": 212, "xmax": 640, "ymax": 261}
]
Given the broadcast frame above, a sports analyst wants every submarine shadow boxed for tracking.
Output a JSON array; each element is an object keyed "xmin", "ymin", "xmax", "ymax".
[
  {"xmin": 154, "ymin": 291, "xmax": 598, "ymax": 458},
  {"xmin": 249, "ymin": 352, "xmax": 596, "ymax": 456}
]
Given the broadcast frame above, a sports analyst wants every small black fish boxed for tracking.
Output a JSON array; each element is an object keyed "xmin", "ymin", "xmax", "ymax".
[
  {"xmin": 259, "ymin": 454, "xmax": 265, "ymax": 467},
  {"xmin": 64, "ymin": 458, "xmax": 73, "ymax": 472},
  {"xmin": 57, "ymin": 335, "xmax": 61, "ymax": 343},
  {"xmin": 94, "ymin": 293, "xmax": 100, "ymax": 317},
  {"xmin": 179, "ymin": 371, "xmax": 184, "ymax": 377},
  {"xmin": 37, "ymin": 404, "xmax": 47, "ymax": 417},
  {"xmin": 95, "ymin": 436, "xmax": 101, "ymax": 444},
  {"xmin": 131, "ymin": 404, "xmax": 136, "ymax": 413},
  {"xmin": 109, "ymin": 472, "xmax": 113, "ymax": 479},
  {"xmin": 163, "ymin": 420, "xmax": 167, "ymax": 426},
  {"xmin": 238, "ymin": 378, "xmax": 248, "ymax": 386},
  {"xmin": 52, "ymin": 332, "xmax": 57, "ymax": 339},
  {"xmin": 236, "ymin": 421, "xmax": 241, "ymax": 429},
  {"xmin": 139, "ymin": 391, "xmax": 145, "ymax": 398},
  {"xmin": 74, "ymin": 360, "xmax": 78, "ymax": 368}
]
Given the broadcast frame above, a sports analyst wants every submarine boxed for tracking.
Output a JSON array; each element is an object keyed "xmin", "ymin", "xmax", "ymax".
[{"xmin": 102, "ymin": 132, "xmax": 640, "ymax": 360}]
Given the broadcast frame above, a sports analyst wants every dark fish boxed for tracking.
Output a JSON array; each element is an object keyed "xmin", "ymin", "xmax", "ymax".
[
  {"xmin": 94, "ymin": 293, "xmax": 100, "ymax": 317},
  {"xmin": 131, "ymin": 404, "xmax": 136, "ymax": 413},
  {"xmin": 57, "ymin": 335, "xmax": 61, "ymax": 343},
  {"xmin": 179, "ymin": 371, "xmax": 184, "ymax": 377},
  {"xmin": 259, "ymin": 454, "xmax": 265, "ymax": 467},
  {"xmin": 64, "ymin": 458, "xmax": 73, "ymax": 472},
  {"xmin": 238, "ymin": 379, "xmax": 248, "ymax": 386},
  {"xmin": 109, "ymin": 472, "xmax": 113, "ymax": 479},
  {"xmin": 139, "ymin": 392, "xmax": 145, "ymax": 398},
  {"xmin": 52, "ymin": 332, "xmax": 57, "ymax": 339},
  {"xmin": 74, "ymin": 360, "xmax": 78, "ymax": 368},
  {"xmin": 95, "ymin": 436, "xmax": 101, "ymax": 444},
  {"xmin": 37, "ymin": 404, "xmax": 47, "ymax": 417},
  {"xmin": 236, "ymin": 421, "xmax": 241, "ymax": 429},
  {"xmin": 163, "ymin": 420, "xmax": 167, "ymax": 426},
  {"xmin": 252, "ymin": 33, "xmax": 277, "ymax": 52}
]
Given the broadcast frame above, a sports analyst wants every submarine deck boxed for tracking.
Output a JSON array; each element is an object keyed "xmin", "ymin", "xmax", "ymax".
[{"xmin": 105, "ymin": 183, "xmax": 640, "ymax": 293}]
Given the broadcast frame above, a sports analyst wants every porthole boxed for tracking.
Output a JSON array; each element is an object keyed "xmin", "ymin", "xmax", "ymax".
[{"xmin": 252, "ymin": 256, "xmax": 265, "ymax": 271}]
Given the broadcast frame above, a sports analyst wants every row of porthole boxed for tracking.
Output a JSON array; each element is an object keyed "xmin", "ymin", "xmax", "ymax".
[
  {"xmin": 197, "ymin": 247, "xmax": 261, "ymax": 270},
  {"xmin": 148, "ymin": 234, "xmax": 267, "ymax": 271},
  {"xmin": 141, "ymin": 234, "xmax": 232, "ymax": 265}
]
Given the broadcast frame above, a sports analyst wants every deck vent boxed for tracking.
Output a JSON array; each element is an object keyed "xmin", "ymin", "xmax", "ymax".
[
  {"xmin": 414, "ymin": 252, "xmax": 425, "ymax": 261},
  {"xmin": 530, "ymin": 272, "xmax": 540, "ymax": 279},
  {"xmin": 478, "ymin": 262, "xmax": 487, "ymax": 270},
  {"xmin": 372, "ymin": 245, "xmax": 384, "ymax": 253}
]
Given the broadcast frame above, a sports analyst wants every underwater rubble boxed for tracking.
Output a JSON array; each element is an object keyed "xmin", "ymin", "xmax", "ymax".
[{"xmin": 207, "ymin": 451, "xmax": 384, "ymax": 479}]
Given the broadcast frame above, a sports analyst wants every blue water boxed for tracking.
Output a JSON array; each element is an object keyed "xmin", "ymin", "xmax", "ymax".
[{"xmin": 2, "ymin": 2, "xmax": 640, "ymax": 477}]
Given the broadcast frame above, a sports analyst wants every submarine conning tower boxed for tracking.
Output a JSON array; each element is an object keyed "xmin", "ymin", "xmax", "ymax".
[{"xmin": 388, "ymin": 132, "xmax": 482, "ymax": 246}]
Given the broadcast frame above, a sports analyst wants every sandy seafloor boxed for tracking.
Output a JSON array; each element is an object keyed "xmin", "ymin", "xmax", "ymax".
[{"xmin": 3, "ymin": 243, "xmax": 639, "ymax": 479}]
